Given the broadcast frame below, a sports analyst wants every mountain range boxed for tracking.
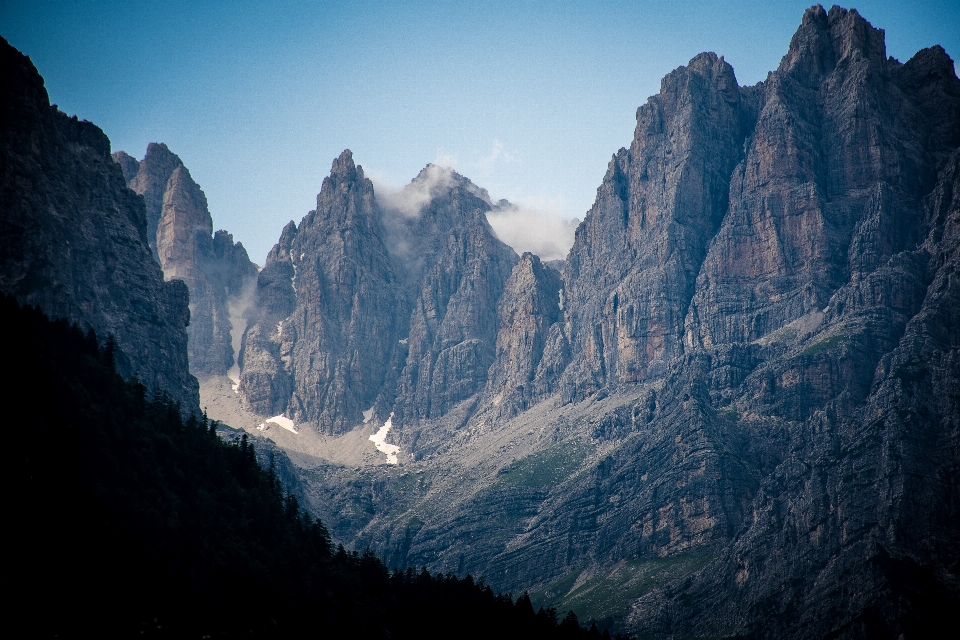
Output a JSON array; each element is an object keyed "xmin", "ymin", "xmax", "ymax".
[{"xmin": 2, "ymin": 5, "xmax": 959, "ymax": 638}]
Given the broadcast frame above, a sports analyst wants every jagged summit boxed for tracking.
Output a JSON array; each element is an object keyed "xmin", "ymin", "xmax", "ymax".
[
  {"xmin": 327, "ymin": 148, "xmax": 362, "ymax": 182},
  {"xmin": 780, "ymin": 5, "xmax": 888, "ymax": 79},
  {"xmin": 227, "ymin": 7, "xmax": 959, "ymax": 639},
  {"xmin": 375, "ymin": 162, "xmax": 495, "ymax": 226},
  {"xmin": 120, "ymin": 142, "xmax": 184, "ymax": 259},
  {"xmin": 411, "ymin": 163, "xmax": 493, "ymax": 203},
  {"xmin": 240, "ymin": 149, "xmax": 401, "ymax": 433},
  {"xmin": 238, "ymin": 150, "xmax": 517, "ymax": 434},
  {"xmin": 113, "ymin": 143, "xmax": 258, "ymax": 377}
]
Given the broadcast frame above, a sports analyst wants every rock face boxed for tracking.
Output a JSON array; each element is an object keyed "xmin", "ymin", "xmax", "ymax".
[
  {"xmin": 240, "ymin": 152, "xmax": 404, "ymax": 433},
  {"xmin": 482, "ymin": 253, "xmax": 562, "ymax": 420},
  {"xmin": 119, "ymin": 143, "xmax": 183, "ymax": 261},
  {"xmin": 114, "ymin": 145, "xmax": 258, "ymax": 377},
  {"xmin": 390, "ymin": 166, "xmax": 519, "ymax": 430},
  {"xmin": 623, "ymin": 8, "xmax": 960, "ymax": 638},
  {"xmin": 270, "ymin": 7, "xmax": 960, "ymax": 638},
  {"xmin": 239, "ymin": 156, "xmax": 518, "ymax": 434},
  {"xmin": 0, "ymin": 37, "xmax": 198, "ymax": 411},
  {"xmin": 555, "ymin": 50, "xmax": 753, "ymax": 402}
]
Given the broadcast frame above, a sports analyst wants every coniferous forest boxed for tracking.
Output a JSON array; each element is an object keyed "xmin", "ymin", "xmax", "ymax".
[{"xmin": 1, "ymin": 294, "xmax": 622, "ymax": 639}]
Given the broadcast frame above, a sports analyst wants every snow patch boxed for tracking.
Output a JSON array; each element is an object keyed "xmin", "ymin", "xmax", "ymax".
[
  {"xmin": 363, "ymin": 406, "xmax": 375, "ymax": 424},
  {"xmin": 558, "ymin": 289, "xmax": 564, "ymax": 311},
  {"xmin": 228, "ymin": 374, "xmax": 240, "ymax": 393},
  {"xmin": 399, "ymin": 338, "xmax": 408, "ymax": 345},
  {"xmin": 276, "ymin": 320, "xmax": 283, "ymax": 338},
  {"xmin": 259, "ymin": 415, "xmax": 298, "ymax": 434},
  {"xmin": 368, "ymin": 413, "xmax": 400, "ymax": 464}
]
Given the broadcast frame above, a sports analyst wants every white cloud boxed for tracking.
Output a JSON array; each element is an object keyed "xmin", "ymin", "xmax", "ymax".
[
  {"xmin": 371, "ymin": 163, "xmax": 456, "ymax": 219},
  {"xmin": 368, "ymin": 154, "xmax": 579, "ymax": 263},
  {"xmin": 434, "ymin": 148, "xmax": 459, "ymax": 170},
  {"xmin": 486, "ymin": 199, "xmax": 579, "ymax": 262}
]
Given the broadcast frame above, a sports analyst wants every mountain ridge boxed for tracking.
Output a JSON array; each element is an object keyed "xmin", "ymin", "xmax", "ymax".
[
  {"xmin": 219, "ymin": 7, "xmax": 960, "ymax": 637},
  {"xmin": 3, "ymin": 4, "xmax": 959, "ymax": 637}
]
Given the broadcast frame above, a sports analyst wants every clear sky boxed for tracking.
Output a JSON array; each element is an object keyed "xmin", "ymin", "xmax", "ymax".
[{"xmin": 3, "ymin": 1, "xmax": 959, "ymax": 264}]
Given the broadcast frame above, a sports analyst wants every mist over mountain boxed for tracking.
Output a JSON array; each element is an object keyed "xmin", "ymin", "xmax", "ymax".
[{"xmin": 3, "ymin": 4, "xmax": 960, "ymax": 638}]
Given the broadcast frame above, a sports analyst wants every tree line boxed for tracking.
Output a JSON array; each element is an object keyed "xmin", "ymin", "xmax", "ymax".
[{"xmin": 1, "ymin": 294, "xmax": 628, "ymax": 638}]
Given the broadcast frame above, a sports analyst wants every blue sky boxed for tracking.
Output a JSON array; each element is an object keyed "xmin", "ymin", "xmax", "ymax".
[{"xmin": 3, "ymin": 1, "xmax": 959, "ymax": 263}]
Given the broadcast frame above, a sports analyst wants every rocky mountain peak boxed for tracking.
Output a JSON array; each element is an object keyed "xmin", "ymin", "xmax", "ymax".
[
  {"xmin": 115, "ymin": 144, "xmax": 258, "ymax": 377},
  {"xmin": 238, "ymin": 150, "xmax": 519, "ymax": 435},
  {"xmin": 156, "ymin": 164, "xmax": 213, "ymax": 280},
  {"xmin": 111, "ymin": 150, "xmax": 140, "ymax": 183},
  {"xmin": 240, "ymin": 150, "xmax": 401, "ymax": 433},
  {"xmin": 413, "ymin": 164, "xmax": 492, "ymax": 204},
  {"xmin": 125, "ymin": 142, "xmax": 184, "ymax": 259},
  {"xmin": 895, "ymin": 45, "xmax": 960, "ymax": 160},
  {"xmin": 314, "ymin": 149, "xmax": 377, "ymax": 225},
  {"xmin": 780, "ymin": 5, "xmax": 886, "ymax": 82},
  {"xmin": 0, "ymin": 36, "xmax": 47, "ymax": 107},
  {"xmin": 329, "ymin": 148, "xmax": 357, "ymax": 178},
  {"xmin": 265, "ymin": 220, "xmax": 298, "ymax": 265},
  {"xmin": 554, "ymin": 43, "xmax": 749, "ymax": 400}
]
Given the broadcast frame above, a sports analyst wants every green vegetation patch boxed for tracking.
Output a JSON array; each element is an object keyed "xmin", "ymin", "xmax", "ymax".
[
  {"xmin": 799, "ymin": 334, "xmax": 847, "ymax": 357},
  {"xmin": 535, "ymin": 553, "xmax": 716, "ymax": 628},
  {"xmin": 494, "ymin": 440, "xmax": 595, "ymax": 488}
]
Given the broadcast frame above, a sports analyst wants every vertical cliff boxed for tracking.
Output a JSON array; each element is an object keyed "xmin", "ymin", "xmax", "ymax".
[
  {"xmin": 240, "ymin": 151, "xmax": 403, "ymax": 433},
  {"xmin": 239, "ymin": 157, "xmax": 518, "ymax": 436},
  {"xmin": 551, "ymin": 51, "xmax": 753, "ymax": 403},
  {"xmin": 481, "ymin": 252, "xmax": 562, "ymax": 420},
  {"xmin": 390, "ymin": 166, "xmax": 519, "ymax": 429},
  {"xmin": 114, "ymin": 145, "xmax": 258, "ymax": 377},
  {"xmin": 304, "ymin": 8, "xmax": 960, "ymax": 638},
  {"xmin": 0, "ymin": 37, "xmax": 198, "ymax": 411},
  {"xmin": 120, "ymin": 143, "xmax": 183, "ymax": 261},
  {"xmin": 623, "ymin": 7, "xmax": 960, "ymax": 638}
]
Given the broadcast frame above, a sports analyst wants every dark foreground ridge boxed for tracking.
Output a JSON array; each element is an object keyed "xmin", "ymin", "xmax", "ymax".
[{"xmin": 0, "ymin": 294, "xmax": 623, "ymax": 639}]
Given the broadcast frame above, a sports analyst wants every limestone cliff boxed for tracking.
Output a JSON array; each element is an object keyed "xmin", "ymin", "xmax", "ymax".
[
  {"xmin": 481, "ymin": 252, "xmax": 562, "ymax": 420},
  {"xmin": 114, "ymin": 145, "xmax": 258, "ymax": 377},
  {"xmin": 389, "ymin": 166, "xmax": 519, "ymax": 431},
  {"xmin": 552, "ymin": 50, "xmax": 753, "ymax": 403},
  {"xmin": 624, "ymin": 8, "xmax": 960, "ymax": 638},
  {"xmin": 118, "ymin": 143, "xmax": 182, "ymax": 261},
  {"xmin": 240, "ymin": 151, "xmax": 403, "ymax": 433},
  {"xmin": 0, "ymin": 36, "xmax": 198, "ymax": 410},
  {"xmin": 239, "ymin": 157, "xmax": 518, "ymax": 435}
]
